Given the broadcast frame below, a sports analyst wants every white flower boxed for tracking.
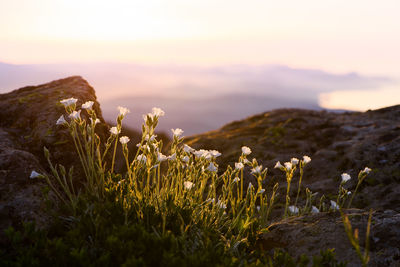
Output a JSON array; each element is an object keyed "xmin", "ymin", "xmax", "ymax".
[
  {"xmin": 109, "ymin": 127, "xmax": 120, "ymax": 135},
  {"xmin": 152, "ymin": 107, "xmax": 165, "ymax": 117},
  {"xmin": 30, "ymin": 170, "xmax": 42, "ymax": 179},
  {"xmin": 203, "ymin": 151, "xmax": 213, "ymax": 160},
  {"xmin": 56, "ymin": 115, "xmax": 67, "ymax": 125},
  {"xmin": 118, "ymin": 106, "xmax": 130, "ymax": 116},
  {"xmin": 193, "ymin": 149, "xmax": 212, "ymax": 159},
  {"xmin": 171, "ymin": 128, "xmax": 184, "ymax": 137},
  {"xmin": 184, "ymin": 181, "xmax": 194, "ymax": 190},
  {"xmin": 274, "ymin": 161, "xmax": 283, "ymax": 169},
  {"xmin": 232, "ymin": 177, "xmax": 240, "ymax": 183},
  {"xmin": 311, "ymin": 206, "xmax": 319, "ymax": 213},
  {"xmin": 235, "ymin": 162, "xmax": 244, "ymax": 170},
  {"xmin": 209, "ymin": 150, "xmax": 221, "ymax": 158},
  {"xmin": 137, "ymin": 154, "xmax": 147, "ymax": 163},
  {"xmin": 183, "ymin": 144, "xmax": 195, "ymax": 153},
  {"xmin": 288, "ymin": 205, "xmax": 299, "ymax": 214},
  {"xmin": 243, "ymin": 158, "xmax": 250, "ymax": 164},
  {"xmin": 157, "ymin": 152, "xmax": 168, "ymax": 162},
  {"xmin": 82, "ymin": 101, "xmax": 94, "ymax": 110},
  {"xmin": 303, "ymin": 155, "xmax": 311, "ymax": 164},
  {"xmin": 284, "ymin": 162, "xmax": 292, "ymax": 171},
  {"xmin": 206, "ymin": 198, "xmax": 215, "ymax": 204},
  {"xmin": 347, "ymin": 191, "xmax": 352, "ymax": 195},
  {"xmin": 193, "ymin": 150, "xmax": 203, "ymax": 158},
  {"xmin": 145, "ymin": 134, "xmax": 156, "ymax": 142},
  {"xmin": 341, "ymin": 173, "xmax": 351, "ymax": 183},
  {"xmin": 217, "ymin": 200, "xmax": 227, "ymax": 209},
  {"xmin": 258, "ymin": 188, "xmax": 265, "ymax": 194},
  {"xmin": 251, "ymin": 165, "xmax": 263, "ymax": 174},
  {"xmin": 241, "ymin": 146, "xmax": 252, "ymax": 155},
  {"xmin": 60, "ymin": 97, "xmax": 77, "ymax": 107},
  {"xmin": 168, "ymin": 153, "xmax": 177, "ymax": 160},
  {"xmin": 330, "ymin": 200, "xmax": 339, "ymax": 210},
  {"xmin": 207, "ymin": 162, "xmax": 218, "ymax": 172},
  {"xmin": 248, "ymin": 182, "xmax": 253, "ymax": 189},
  {"xmin": 291, "ymin": 158, "xmax": 299, "ymax": 166},
  {"xmin": 68, "ymin": 110, "xmax": 81, "ymax": 120},
  {"xmin": 90, "ymin": 118, "xmax": 100, "ymax": 125},
  {"xmin": 181, "ymin": 156, "xmax": 190, "ymax": 163},
  {"xmin": 206, "ymin": 198, "xmax": 214, "ymax": 204},
  {"xmin": 362, "ymin": 167, "xmax": 372, "ymax": 174},
  {"xmin": 256, "ymin": 206, "xmax": 261, "ymax": 212},
  {"xmin": 119, "ymin": 136, "xmax": 130, "ymax": 144},
  {"xmin": 143, "ymin": 113, "xmax": 152, "ymax": 123}
]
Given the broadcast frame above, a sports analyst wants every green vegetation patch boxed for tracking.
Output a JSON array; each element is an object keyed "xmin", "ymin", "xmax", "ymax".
[{"xmin": 1, "ymin": 98, "xmax": 374, "ymax": 266}]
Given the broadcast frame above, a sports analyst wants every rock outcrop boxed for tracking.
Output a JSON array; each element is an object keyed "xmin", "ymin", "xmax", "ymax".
[{"xmin": 0, "ymin": 76, "xmax": 108, "ymax": 239}]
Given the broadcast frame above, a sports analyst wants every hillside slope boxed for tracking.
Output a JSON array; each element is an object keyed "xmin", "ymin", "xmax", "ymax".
[{"xmin": 187, "ymin": 106, "xmax": 400, "ymax": 211}]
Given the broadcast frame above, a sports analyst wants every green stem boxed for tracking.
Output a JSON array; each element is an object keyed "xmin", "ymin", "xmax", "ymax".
[
  {"xmin": 157, "ymin": 164, "xmax": 161, "ymax": 195},
  {"xmin": 284, "ymin": 174, "xmax": 292, "ymax": 217},
  {"xmin": 266, "ymin": 184, "xmax": 278, "ymax": 222},
  {"xmin": 294, "ymin": 167, "xmax": 303, "ymax": 207},
  {"xmin": 110, "ymin": 135, "xmax": 119, "ymax": 173},
  {"xmin": 347, "ymin": 181, "xmax": 361, "ymax": 208},
  {"xmin": 71, "ymin": 132, "xmax": 89, "ymax": 181},
  {"xmin": 240, "ymin": 169, "xmax": 244, "ymax": 200}
]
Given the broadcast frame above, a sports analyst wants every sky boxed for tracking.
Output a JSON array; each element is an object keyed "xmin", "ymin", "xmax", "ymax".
[{"xmin": 1, "ymin": 0, "xmax": 400, "ymax": 110}]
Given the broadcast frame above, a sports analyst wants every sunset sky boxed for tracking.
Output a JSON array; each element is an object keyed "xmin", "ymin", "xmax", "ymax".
[{"xmin": 1, "ymin": 0, "xmax": 399, "ymax": 110}]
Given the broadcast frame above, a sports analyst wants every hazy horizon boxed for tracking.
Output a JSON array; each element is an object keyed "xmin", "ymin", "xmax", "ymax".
[{"xmin": 1, "ymin": 61, "xmax": 397, "ymax": 134}]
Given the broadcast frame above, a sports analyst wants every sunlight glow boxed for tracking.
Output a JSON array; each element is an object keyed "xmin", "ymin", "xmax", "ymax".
[
  {"xmin": 319, "ymin": 85, "xmax": 400, "ymax": 111},
  {"xmin": 1, "ymin": 0, "xmax": 400, "ymax": 110}
]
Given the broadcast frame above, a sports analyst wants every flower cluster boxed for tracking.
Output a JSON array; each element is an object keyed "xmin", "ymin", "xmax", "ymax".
[{"xmin": 49, "ymin": 96, "xmax": 376, "ymax": 249}]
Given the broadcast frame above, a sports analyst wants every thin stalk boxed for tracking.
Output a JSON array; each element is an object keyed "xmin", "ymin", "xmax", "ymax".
[
  {"xmin": 240, "ymin": 168, "xmax": 244, "ymax": 200},
  {"xmin": 294, "ymin": 165, "xmax": 304, "ymax": 207},
  {"xmin": 157, "ymin": 164, "xmax": 161, "ymax": 195},
  {"xmin": 284, "ymin": 174, "xmax": 292, "ymax": 217},
  {"xmin": 266, "ymin": 183, "xmax": 278, "ymax": 221},
  {"xmin": 71, "ymin": 132, "xmax": 89, "ymax": 179},
  {"xmin": 110, "ymin": 135, "xmax": 119, "ymax": 173},
  {"xmin": 347, "ymin": 181, "xmax": 361, "ymax": 208}
]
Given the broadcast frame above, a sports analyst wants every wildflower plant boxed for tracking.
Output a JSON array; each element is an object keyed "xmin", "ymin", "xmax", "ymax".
[
  {"xmin": 336, "ymin": 173, "xmax": 352, "ymax": 208},
  {"xmin": 45, "ymin": 99, "xmax": 282, "ymax": 250},
  {"xmin": 33, "ymin": 97, "xmax": 374, "ymax": 265},
  {"xmin": 275, "ymin": 158, "xmax": 300, "ymax": 217},
  {"xmin": 341, "ymin": 209, "xmax": 373, "ymax": 267},
  {"xmin": 294, "ymin": 156, "xmax": 311, "ymax": 207},
  {"xmin": 347, "ymin": 167, "xmax": 371, "ymax": 208}
]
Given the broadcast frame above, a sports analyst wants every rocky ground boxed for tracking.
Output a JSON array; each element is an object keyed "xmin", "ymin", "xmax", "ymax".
[
  {"xmin": 186, "ymin": 105, "xmax": 400, "ymax": 266},
  {"xmin": 187, "ymin": 106, "xmax": 400, "ymax": 211},
  {"xmin": 0, "ymin": 76, "xmax": 108, "ymax": 238},
  {"xmin": 0, "ymin": 77, "xmax": 399, "ymax": 266}
]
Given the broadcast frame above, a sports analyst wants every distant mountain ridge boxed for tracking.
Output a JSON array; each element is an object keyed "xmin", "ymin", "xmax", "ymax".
[{"xmin": 0, "ymin": 62, "xmax": 392, "ymax": 134}]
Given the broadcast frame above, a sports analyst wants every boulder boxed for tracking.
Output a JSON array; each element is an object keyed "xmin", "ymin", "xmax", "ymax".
[{"xmin": 0, "ymin": 76, "xmax": 108, "ymax": 239}]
